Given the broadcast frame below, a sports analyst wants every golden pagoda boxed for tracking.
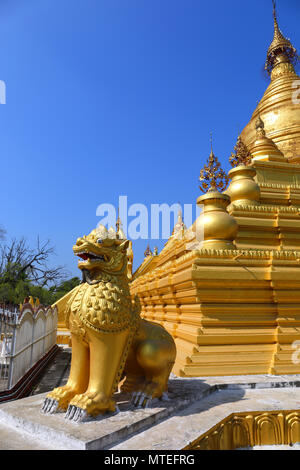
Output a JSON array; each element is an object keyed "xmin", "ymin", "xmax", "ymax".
[{"xmin": 131, "ymin": 2, "xmax": 300, "ymax": 377}]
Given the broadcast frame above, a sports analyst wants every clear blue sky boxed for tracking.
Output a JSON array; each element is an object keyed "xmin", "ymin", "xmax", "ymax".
[{"xmin": 0, "ymin": 0, "xmax": 299, "ymax": 279}]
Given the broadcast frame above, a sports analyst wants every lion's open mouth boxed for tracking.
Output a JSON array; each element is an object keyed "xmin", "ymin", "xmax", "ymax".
[{"xmin": 77, "ymin": 251, "xmax": 106, "ymax": 263}]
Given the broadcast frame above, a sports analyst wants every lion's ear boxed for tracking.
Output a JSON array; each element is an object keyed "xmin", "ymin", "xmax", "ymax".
[{"xmin": 119, "ymin": 240, "xmax": 130, "ymax": 251}]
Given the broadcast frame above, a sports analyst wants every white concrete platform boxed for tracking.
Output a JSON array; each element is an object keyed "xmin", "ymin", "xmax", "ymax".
[{"xmin": 0, "ymin": 374, "xmax": 300, "ymax": 450}]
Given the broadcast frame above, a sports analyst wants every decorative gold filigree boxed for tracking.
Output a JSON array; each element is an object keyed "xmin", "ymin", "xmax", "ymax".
[
  {"xmin": 199, "ymin": 146, "xmax": 229, "ymax": 193},
  {"xmin": 229, "ymin": 136, "xmax": 252, "ymax": 167}
]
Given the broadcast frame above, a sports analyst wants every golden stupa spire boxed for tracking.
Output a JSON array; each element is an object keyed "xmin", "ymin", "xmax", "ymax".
[
  {"xmin": 251, "ymin": 115, "xmax": 285, "ymax": 162},
  {"xmin": 115, "ymin": 207, "xmax": 126, "ymax": 239},
  {"xmin": 265, "ymin": 0, "xmax": 299, "ymax": 76}
]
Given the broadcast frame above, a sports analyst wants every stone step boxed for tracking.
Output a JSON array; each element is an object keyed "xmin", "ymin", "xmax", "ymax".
[
  {"xmin": 0, "ymin": 420, "xmax": 56, "ymax": 450},
  {"xmin": 30, "ymin": 346, "xmax": 71, "ymax": 396}
]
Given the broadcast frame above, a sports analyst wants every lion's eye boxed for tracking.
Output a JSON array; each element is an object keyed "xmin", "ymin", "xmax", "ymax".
[{"xmin": 97, "ymin": 238, "xmax": 103, "ymax": 244}]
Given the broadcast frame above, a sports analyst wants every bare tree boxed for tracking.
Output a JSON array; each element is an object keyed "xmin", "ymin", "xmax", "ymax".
[
  {"xmin": 0, "ymin": 226, "xmax": 6, "ymax": 241},
  {"xmin": 0, "ymin": 236, "xmax": 68, "ymax": 287}
]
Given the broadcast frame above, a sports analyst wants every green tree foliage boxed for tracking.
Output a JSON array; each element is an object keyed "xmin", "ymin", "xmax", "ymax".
[{"xmin": 48, "ymin": 277, "xmax": 81, "ymax": 303}]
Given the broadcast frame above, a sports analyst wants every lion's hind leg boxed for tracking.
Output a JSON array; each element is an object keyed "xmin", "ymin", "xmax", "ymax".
[
  {"xmin": 130, "ymin": 362, "xmax": 174, "ymax": 408},
  {"xmin": 131, "ymin": 336, "xmax": 176, "ymax": 408}
]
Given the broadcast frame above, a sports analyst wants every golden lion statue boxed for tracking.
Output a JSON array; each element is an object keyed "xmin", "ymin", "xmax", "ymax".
[{"xmin": 42, "ymin": 226, "xmax": 176, "ymax": 421}]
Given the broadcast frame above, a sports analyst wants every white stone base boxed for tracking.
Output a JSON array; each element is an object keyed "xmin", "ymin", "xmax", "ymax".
[{"xmin": 1, "ymin": 375, "xmax": 300, "ymax": 450}]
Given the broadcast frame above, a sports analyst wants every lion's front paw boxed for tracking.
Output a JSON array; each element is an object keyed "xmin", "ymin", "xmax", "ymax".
[
  {"xmin": 64, "ymin": 392, "xmax": 116, "ymax": 421},
  {"xmin": 41, "ymin": 385, "xmax": 79, "ymax": 414}
]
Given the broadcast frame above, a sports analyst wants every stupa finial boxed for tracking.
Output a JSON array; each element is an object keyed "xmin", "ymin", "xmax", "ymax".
[
  {"xmin": 115, "ymin": 207, "xmax": 126, "ymax": 239},
  {"xmin": 265, "ymin": 0, "xmax": 299, "ymax": 76},
  {"xmin": 272, "ymin": 0, "xmax": 278, "ymax": 26},
  {"xmin": 210, "ymin": 132, "xmax": 213, "ymax": 154}
]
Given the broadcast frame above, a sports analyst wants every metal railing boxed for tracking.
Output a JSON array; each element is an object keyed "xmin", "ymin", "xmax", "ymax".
[{"xmin": 0, "ymin": 304, "xmax": 57, "ymax": 391}]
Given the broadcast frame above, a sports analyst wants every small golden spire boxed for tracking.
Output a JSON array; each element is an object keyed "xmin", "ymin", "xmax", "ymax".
[
  {"xmin": 115, "ymin": 207, "xmax": 126, "ymax": 239},
  {"xmin": 172, "ymin": 209, "xmax": 187, "ymax": 238},
  {"xmin": 199, "ymin": 135, "xmax": 229, "ymax": 193},
  {"xmin": 229, "ymin": 136, "xmax": 252, "ymax": 168},
  {"xmin": 251, "ymin": 116, "xmax": 284, "ymax": 161},
  {"xmin": 144, "ymin": 244, "xmax": 152, "ymax": 257},
  {"xmin": 265, "ymin": 0, "xmax": 299, "ymax": 75},
  {"xmin": 116, "ymin": 207, "xmax": 121, "ymax": 234}
]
